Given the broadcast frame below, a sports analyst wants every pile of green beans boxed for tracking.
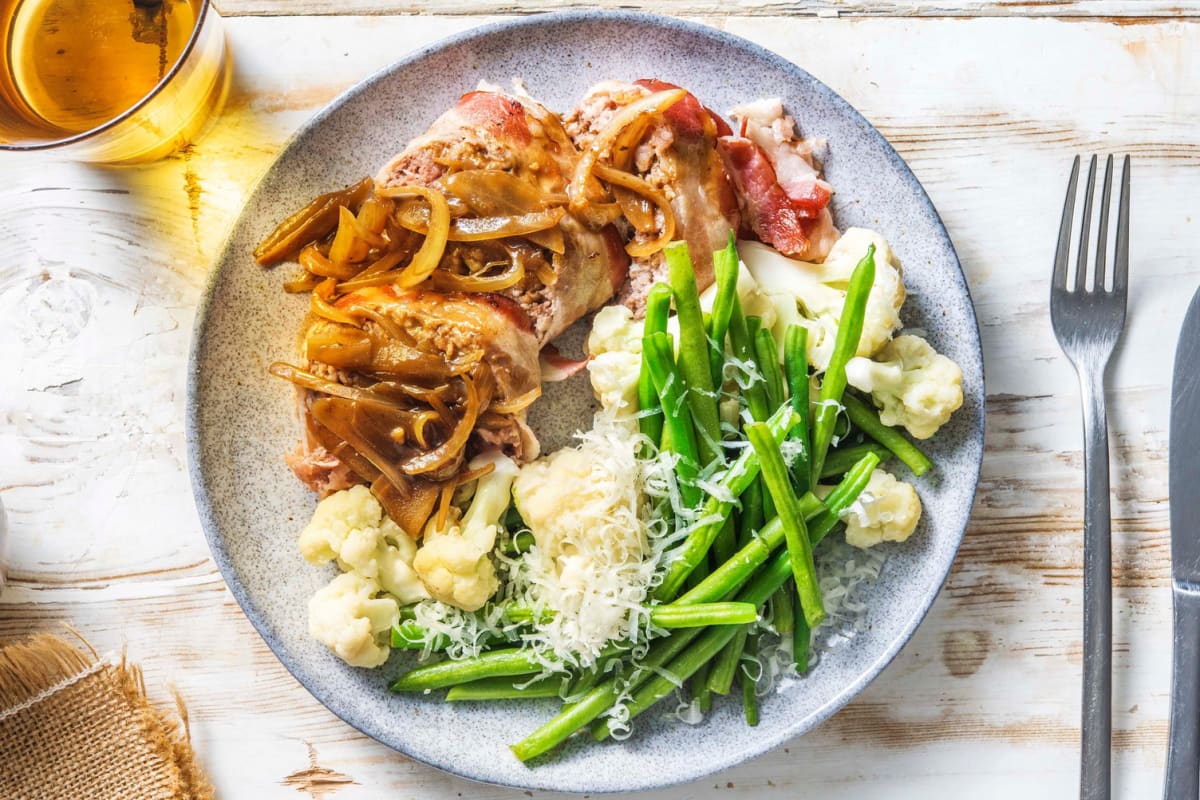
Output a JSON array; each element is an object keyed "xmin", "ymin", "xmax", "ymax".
[{"xmin": 386, "ymin": 236, "xmax": 937, "ymax": 763}]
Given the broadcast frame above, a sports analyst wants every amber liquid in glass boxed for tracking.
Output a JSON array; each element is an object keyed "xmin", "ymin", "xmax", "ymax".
[{"xmin": 6, "ymin": 0, "xmax": 200, "ymax": 135}]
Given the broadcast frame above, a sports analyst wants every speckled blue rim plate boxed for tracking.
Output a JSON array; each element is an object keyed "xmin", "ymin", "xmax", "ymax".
[{"xmin": 187, "ymin": 11, "xmax": 985, "ymax": 793}]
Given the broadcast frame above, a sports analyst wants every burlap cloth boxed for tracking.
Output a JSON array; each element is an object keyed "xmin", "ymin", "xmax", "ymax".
[{"xmin": 0, "ymin": 633, "xmax": 214, "ymax": 800}]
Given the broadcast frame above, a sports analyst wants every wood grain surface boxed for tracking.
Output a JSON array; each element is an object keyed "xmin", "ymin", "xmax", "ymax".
[
  {"xmin": 216, "ymin": 1, "xmax": 1200, "ymax": 20},
  {"xmin": 1, "ymin": 8, "xmax": 1197, "ymax": 799}
]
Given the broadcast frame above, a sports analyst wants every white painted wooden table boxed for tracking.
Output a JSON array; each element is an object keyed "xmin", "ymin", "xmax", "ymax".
[{"xmin": 2, "ymin": 3, "xmax": 1197, "ymax": 797}]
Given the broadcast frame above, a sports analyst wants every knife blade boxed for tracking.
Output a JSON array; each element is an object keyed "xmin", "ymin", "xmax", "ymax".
[{"xmin": 1164, "ymin": 285, "xmax": 1200, "ymax": 800}]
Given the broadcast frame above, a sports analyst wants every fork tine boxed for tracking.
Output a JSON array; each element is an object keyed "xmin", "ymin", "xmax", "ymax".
[
  {"xmin": 1074, "ymin": 155, "xmax": 1098, "ymax": 293},
  {"xmin": 1053, "ymin": 155, "xmax": 1081, "ymax": 290},
  {"xmin": 1114, "ymin": 155, "xmax": 1130, "ymax": 293},
  {"xmin": 1094, "ymin": 154, "xmax": 1114, "ymax": 291}
]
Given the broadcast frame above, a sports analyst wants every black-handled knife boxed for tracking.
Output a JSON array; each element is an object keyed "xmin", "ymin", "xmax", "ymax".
[{"xmin": 1166, "ymin": 286, "xmax": 1200, "ymax": 799}]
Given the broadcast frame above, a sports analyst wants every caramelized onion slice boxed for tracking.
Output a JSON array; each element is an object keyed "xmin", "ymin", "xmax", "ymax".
[
  {"xmin": 592, "ymin": 163, "xmax": 677, "ymax": 258},
  {"xmin": 254, "ymin": 177, "xmax": 372, "ymax": 266},
  {"xmin": 441, "ymin": 169, "xmax": 567, "ymax": 215},
  {"xmin": 270, "ymin": 363, "xmax": 413, "ymax": 411},
  {"xmin": 401, "ymin": 374, "xmax": 483, "ymax": 476},
  {"xmin": 526, "ymin": 225, "xmax": 566, "ymax": 255},
  {"xmin": 376, "ymin": 185, "xmax": 451, "ymax": 288},
  {"xmin": 283, "ymin": 272, "xmax": 321, "ymax": 293},
  {"xmin": 430, "ymin": 260, "xmax": 524, "ymax": 293},
  {"xmin": 488, "ymin": 386, "xmax": 541, "ymax": 415},
  {"xmin": 395, "ymin": 203, "xmax": 566, "ymax": 243},
  {"xmin": 300, "ymin": 243, "xmax": 359, "ymax": 280},
  {"xmin": 311, "ymin": 278, "xmax": 360, "ymax": 326},
  {"xmin": 567, "ymin": 89, "xmax": 686, "ymax": 217},
  {"xmin": 304, "ymin": 326, "xmax": 373, "ymax": 369},
  {"xmin": 328, "ymin": 206, "xmax": 371, "ymax": 266},
  {"xmin": 311, "ymin": 396, "xmax": 415, "ymax": 503},
  {"xmin": 371, "ymin": 474, "xmax": 439, "ymax": 540}
]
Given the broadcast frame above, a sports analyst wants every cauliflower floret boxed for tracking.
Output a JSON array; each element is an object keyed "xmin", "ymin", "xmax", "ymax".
[
  {"xmin": 299, "ymin": 484, "xmax": 428, "ymax": 605},
  {"xmin": 412, "ymin": 532, "xmax": 499, "ymax": 612},
  {"xmin": 412, "ymin": 451, "xmax": 520, "ymax": 611},
  {"xmin": 514, "ymin": 443, "xmax": 645, "ymax": 566},
  {"xmin": 586, "ymin": 305, "xmax": 644, "ymax": 416},
  {"xmin": 739, "ymin": 228, "xmax": 905, "ymax": 371},
  {"xmin": 844, "ymin": 335, "xmax": 964, "ymax": 440},
  {"xmin": 587, "ymin": 304, "xmax": 643, "ymax": 356},
  {"xmin": 839, "ymin": 470, "xmax": 922, "ymax": 549},
  {"xmin": 308, "ymin": 572, "xmax": 399, "ymax": 668}
]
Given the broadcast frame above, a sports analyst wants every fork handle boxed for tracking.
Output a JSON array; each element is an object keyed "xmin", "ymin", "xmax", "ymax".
[
  {"xmin": 1164, "ymin": 585, "xmax": 1200, "ymax": 799},
  {"xmin": 1079, "ymin": 368, "xmax": 1113, "ymax": 800}
]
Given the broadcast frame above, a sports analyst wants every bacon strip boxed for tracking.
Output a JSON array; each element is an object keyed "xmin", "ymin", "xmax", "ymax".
[{"xmin": 717, "ymin": 135, "xmax": 832, "ymax": 259}]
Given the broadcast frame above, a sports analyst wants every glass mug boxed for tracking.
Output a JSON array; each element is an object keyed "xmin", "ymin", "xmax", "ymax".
[{"xmin": 0, "ymin": 0, "xmax": 230, "ymax": 164}]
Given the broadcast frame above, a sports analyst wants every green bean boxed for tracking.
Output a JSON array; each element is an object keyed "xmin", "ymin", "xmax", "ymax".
[
  {"xmin": 754, "ymin": 328, "xmax": 785, "ymax": 411},
  {"xmin": 746, "ymin": 315, "xmax": 762, "ymax": 349},
  {"xmin": 503, "ymin": 527, "xmax": 535, "ymax": 557},
  {"xmin": 637, "ymin": 284, "xmax": 673, "ymax": 449},
  {"xmin": 391, "ymin": 648, "xmax": 544, "ymax": 692},
  {"xmin": 644, "ymin": 331, "xmax": 701, "ymax": 507},
  {"xmin": 653, "ymin": 404, "xmax": 799, "ymax": 601},
  {"xmin": 651, "ymin": 602, "xmax": 757, "ymax": 628},
  {"xmin": 784, "ymin": 324, "xmax": 813, "ymax": 493},
  {"xmin": 513, "ymin": 627, "xmax": 704, "ymax": 759},
  {"xmin": 811, "ymin": 244, "xmax": 876, "ymax": 479},
  {"xmin": 772, "ymin": 581, "xmax": 796, "ymax": 636},
  {"xmin": 761, "ymin": 470, "xmax": 777, "ymax": 522},
  {"xmin": 748, "ymin": 422, "xmax": 824, "ymax": 629},
  {"xmin": 446, "ymin": 676, "xmax": 562, "ymax": 702},
  {"xmin": 600, "ymin": 548, "xmax": 795, "ymax": 732},
  {"xmin": 390, "ymin": 622, "xmax": 450, "ymax": 652},
  {"xmin": 727, "ymin": 297, "xmax": 771, "ymax": 422},
  {"xmin": 713, "ymin": 515, "xmax": 737, "ymax": 564},
  {"xmin": 673, "ymin": 452, "xmax": 879, "ymax": 606},
  {"xmin": 742, "ymin": 635, "xmax": 760, "ymax": 726},
  {"xmin": 842, "ymin": 393, "xmax": 933, "ymax": 477},
  {"xmin": 706, "ymin": 624, "xmax": 749, "ymax": 696},
  {"xmin": 708, "ymin": 235, "xmax": 740, "ymax": 387},
  {"xmin": 738, "ymin": 474, "xmax": 765, "ymax": 548},
  {"xmin": 665, "ymin": 242, "xmax": 722, "ymax": 466},
  {"xmin": 672, "ymin": 498, "xmax": 819, "ymax": 607},
  {"xmin": 820, "ymin": 442, "xmax": 891, "ymax": 478},
  {"xmin": 693, "ymin": 670, "xmax": 713, "ymax": 714},
  {"xmin": 645, "ymin": 282, "xmax": 672, "ymax": 337},
  {"xmin": 793, "ymin": 613, "xmax": 812, "ymax": 675}
]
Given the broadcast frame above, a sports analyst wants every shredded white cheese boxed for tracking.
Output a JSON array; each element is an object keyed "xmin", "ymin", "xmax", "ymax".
[{"xmin": 505, "ymin": 411, "xmax": 664, "ymax": 668}]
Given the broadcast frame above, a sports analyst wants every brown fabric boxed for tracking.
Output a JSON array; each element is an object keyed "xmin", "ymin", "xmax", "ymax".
[{"xmin": 0, "ymin": 633, "xmax": 214, "ymax": 800}]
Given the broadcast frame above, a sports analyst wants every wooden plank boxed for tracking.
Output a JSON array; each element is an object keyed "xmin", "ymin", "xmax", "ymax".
[
  {"xmin": 0, "ymin": 12, "xmax": 1192, "ymax": 799},
  {"xmin": 214, "ymin": 0, "xmax": 1200, "ymax": 20}
]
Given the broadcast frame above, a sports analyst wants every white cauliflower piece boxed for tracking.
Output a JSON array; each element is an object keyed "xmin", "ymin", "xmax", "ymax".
[
  {"xmin": 308, "ymin": 572, "xmax": 399, "ymax": 668},
  {"xmin": 739, "ymin": 228, "xmax": 905, "ymax": 371},
  {"xmin": 586, "ymin": 305, "xmax": 644, "ymax": 416},
  {"xmin": 412, "ymin": 451, "xmax": 519, "ymax": 611},
  {"xmin": 588, "ymin": 304, "xmax": 643, "ymax": 356},
  {"xmin": 514, "ymin": 443, "xmax": 644, "ymax": 566},
  {"xmin": 844, "ymin": 335, "xmax": 964, "ymax": 440},
  {"xmin": 840, "ymin": 470, "xmax": 922, "ymax": 549},
  {"xmin": 299, "ymin": 484, "xmax": 428, "ymax": 605}
]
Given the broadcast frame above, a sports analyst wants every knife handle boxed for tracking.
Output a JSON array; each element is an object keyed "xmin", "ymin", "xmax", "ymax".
[{"xmin": 1164, "ymin": 586, "xmax": 1200, "ymax": 800}]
